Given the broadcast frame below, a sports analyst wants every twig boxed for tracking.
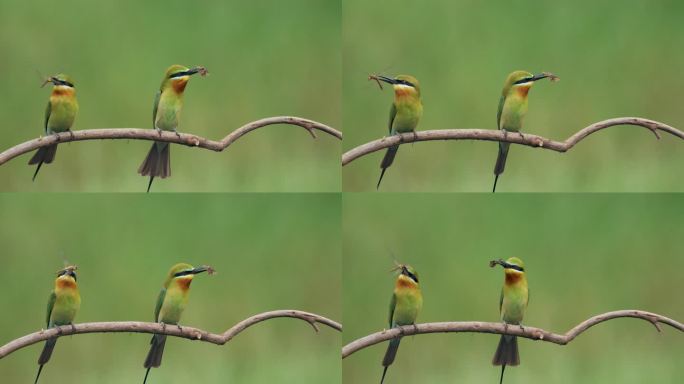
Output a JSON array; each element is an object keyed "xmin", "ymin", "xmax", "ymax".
[
  {"xmin": 0, "ymin": 310, "xmax": 341, "ymax": 359},
  {"xmin": 0, "ymin": 116, "xmax": 342, "ymax": 166},
  {"xmin": 342, "ymin": 117, "xmax": 682, "ymax": 165},
  {"xmin": 342, "ymin": 310, "xmax": 683, "ymax": 358}
]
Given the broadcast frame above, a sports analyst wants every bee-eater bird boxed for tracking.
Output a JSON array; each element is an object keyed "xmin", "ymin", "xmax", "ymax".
[
  {"xmin": 143, "ymin": 263, "xmax": 214, "ymax": 384},
  {"xmin": 492, "ymin": 70, "xmax": 557, "ymax": 193},
  {"xmin": 372, "ymin": 75, "xmax": 423, "ymax": 190},
  {"xmin": 29, "ymin": 74, "xmax": 79, "ymax": 181},
  {"xmin": 34, "ymin": 266, "xmax": 81, "ymax": 384},
  {"xmin": 138, "ymin": 65, "xmax": 207, "ymax": 192},
  {"xmin": 490, "ymin": 257, "xmax": 529, "ymax": 384},
  {"xmin": 380, "ymin": 263, "xmax": 423, "ymax": 384}
]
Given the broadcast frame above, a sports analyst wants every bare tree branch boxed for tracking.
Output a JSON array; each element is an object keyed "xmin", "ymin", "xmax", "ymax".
[
  {"xmin": 342, "ymin": 310, "xmax": 683, "ymax": 358},
  {"xmin": 342, "ymin": 117, "xmax": 683, "ymax": 165},
  {"xmin": 0, "ymin": 116, "xmax": 342, "ymax": 166},
  {"xmin": 0, "ymin": 310, "xmax": 341, "ymax": 359}
]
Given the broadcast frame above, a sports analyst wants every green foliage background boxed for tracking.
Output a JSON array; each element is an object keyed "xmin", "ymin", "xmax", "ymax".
[
  {"xmin": 343, "ymin": 193, "xmax": 684, "ymax": 383},
  {"xmin": 343, "ymin": 0, "xmax": 684, "ymax": 191},
  {"xmin": 0, "ymin": 194, "xmax": 341, "ymax": 383},
  {"xmin": 0, "ymin": 0, "xmax": 340, "ymax": 192}
]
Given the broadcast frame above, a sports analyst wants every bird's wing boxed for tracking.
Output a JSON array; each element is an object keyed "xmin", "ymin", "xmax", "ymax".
[
  {"xmin": 152, "ymin": 90, "xmax": 161, "ymax": 129},
  {"xmin": 154, "ymin": 288, "xmax": 166, "ymax": 322},
  {"xmin": 498, "ymin": 288, "xmax": 503, "ymax": 314},
  {"xmin": 45, "ymin": 291, "xmax": 56, "ymax": 328},
  {"xmin": 388, "ymin": 292, "xmax": 396, "ymax": 328},
  {"xmin": 496, "ymin": 95, "xmax": 504, "ymax": 130},
  {"xmin": 44, "ymin": 101, "xmax": 51, "ymax": 134},
  {"xmin": 388, "ymin": 103, "xmax": 397, "ymax": 135}
]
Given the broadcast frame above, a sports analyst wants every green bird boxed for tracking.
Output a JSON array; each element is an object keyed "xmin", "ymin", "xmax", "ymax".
[
  {"xmin": 493, "ymin": 70, "xmax": 557, "ymax": 192},
  {"xmin": 372, "ymin": 75, "xmax": 423, "ymax": 189},
  {"xmin": 29, "ymin": 74, "xmax": 79, "ymax": 181},
  {"xmin": 380, "ymin": 263, "xmax": 422, "ymax": 384},
  {"xmin": 490, "ymin": 257, "xmax": 529, "ymax": 384},
  {"xmin": 34, "ymin": 266, "xmax": 81, "ymax": 384},
  {"xmin": 138, "ymin": 65, "xmax": 207, "ymax": 192},
  {"xmin": 143, "ymin": 263, "xmax": 214, "ymax": 384}
]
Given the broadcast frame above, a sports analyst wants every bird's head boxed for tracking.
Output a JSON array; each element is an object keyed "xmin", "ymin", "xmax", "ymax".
[
  {"xmin": 502, "ymin": 70, "xmax": 557, "ymax": 97},
  {"xmin": 490, "ymin": 257, "xmax": 526, "ymax": 283},
  {"xmin": 55, "ymin": 265, "xmax": 78, "ymax": 288},
  {"xmin": 375, "ymin": 74, "xmax": 421, "ymax": 98},
  {"xmin": 161, "ymin": 64, "xmax": 208, "ymax": 93},
  {"xmin": 391, "ymin": 262, "xmax": 420, "ymax": 287},
  {"xmin": 164, "ymin": 263, "xmax": 215, "ymax": 289},
  {"xmin": 42, "ymin": 74, "xmax": 76, "ymax": 92}
]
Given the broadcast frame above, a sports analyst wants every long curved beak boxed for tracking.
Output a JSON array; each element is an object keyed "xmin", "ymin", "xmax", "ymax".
[
  {"xmin": 376, "ymin": 75, "xmax": 398, "ymax": 85},
  {"xmin": 489, "ymin": 259, "xmax": 510, "ymax": 269},
  {"xmin": 191, "ymin": 265, "xmax": 215, "ymax": 275},
  {"xmin": 186, "ymin": 66, "xmax": 208, "ymax": 76}
]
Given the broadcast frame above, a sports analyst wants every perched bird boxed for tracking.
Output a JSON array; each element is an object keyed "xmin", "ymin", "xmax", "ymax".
[
  {"xmin": 143, "ymin": 263, "xmax": 214, "ymax": 384},
  {"xmin": 34, "ymin": 266, "xmax": 81, "ymax": 384},
  {"xmin": 29, "ymin": 74, "xmax": 79, "ymax": 181},
  {"xmin": 371, "ymin": 75, "xmax": 423, "ymax": 189},
  {"xmin": 490, "ymin": 257, "xmax": 529, "ymax": 384},
  {"xmin": 492, "ymin": 70, "xmax": 557, "ymax": 192},
  {"xmin": 138, "ymin": 65, "xmax": 207, "ymax": 192},
  {"xmin": 380, "ymin": 263, "xmax": 423, "ymax": 384}
]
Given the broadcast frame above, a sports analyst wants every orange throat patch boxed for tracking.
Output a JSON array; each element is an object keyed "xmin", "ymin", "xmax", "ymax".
[
  {"xmin": 515, "ymin": 85, "xmax": 531, "ymax": 97},
  {"xmin": 172, "ymin": 78, "xmax": 188, "ymax": 93},
  {"xmin": 56, "ymin": 278, "xmax": 77, "ymax": 289},
  {"xmin": 175, "ymin": 276, "xmax": 193, "ymax": 290},
  {"xmin": 396, "ymin": 275, "xmax": 417, "ymax": 289},
  {"xmin": 504, "ymin": 270, "xmax": 523, "ymax": 285},
  {"xmin": 51, "ymin": 88, "xmax": 75, "ymax": 97}
]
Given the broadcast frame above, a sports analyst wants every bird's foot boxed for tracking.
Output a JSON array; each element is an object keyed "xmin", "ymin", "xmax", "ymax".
[
  {"xmin": 176, "ymin": 324, "xmax": 183, "ymax": 333},
  {"xmin": 52, "ymin": 132, "xmax": 61, "ymax": 142},
  {"xmin": 503, "ymin": 323, "xmax": 509, "ymax": 334},
  {"xmin": 160, "ymin": 322, "xmax": 166, "ymax": 332},
  {"xmin": 173, "ymin": 129, "xmax": 181, "ymax": 139},
  {"xmin": 67, "ymin": 129, "xmax": 75, "ymax": 140},
  {"xmin": 155, "ymin": 128, "xmax": 163, "ymax": 137},
  {"xmin": 518, "ymin": 324, "xmax": 526, "ymax": 333},
  {"xmin": 70, "ymin": 323, "xmax": 76, "ymax": 333}
]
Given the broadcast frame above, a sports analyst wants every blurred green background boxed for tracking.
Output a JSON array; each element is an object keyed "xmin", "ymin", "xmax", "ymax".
[
  {"xmin": 343, "ymin": 193, "xmax": 684, "ymax": 383},
  {"xmin": 0, "ymin": 193, "xmax": 340, "ymax": 383},
  {"xmin": 342, "ymin": 0, "xmax": 684, "ymax": 191},
  {"xmin": 0, "ymin": 0, "xmax": 340, "ymax": 192}
]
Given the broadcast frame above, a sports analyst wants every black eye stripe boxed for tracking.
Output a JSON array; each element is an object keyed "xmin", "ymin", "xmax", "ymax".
[
  {"xmin": 513, "ymin": 77, "xmax": 534, "ymax": 85},
  {"xmin": 169, "ymin": 71, "xmax": 191, "ymax": 79},
  {"xmin": 507, "ymin": 265, "xmax": 524, "ymax": 272},
  {"xmin": 174, "ymin": 270, "xmax": 193, "ymax": 277}
]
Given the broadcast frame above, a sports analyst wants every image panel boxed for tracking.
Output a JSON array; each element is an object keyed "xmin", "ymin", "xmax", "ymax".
[
  {"xmin": 0, "ymin": 0, "xmax": 341, "ymax": 192},
  {"xmin": 0, "ymin": 193, "xmax": 341, "ymax": 383},
  {"xmin": 342, "ymin": 0, "xmax": 684, "ymax": 192},
  {"xmin": 343, "ymin": 193, "xmax": 683, "ymax": 383}
]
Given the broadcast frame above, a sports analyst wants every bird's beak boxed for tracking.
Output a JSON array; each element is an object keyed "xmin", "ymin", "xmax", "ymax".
[
  {"xmin": 41, "ymin": 77, "xmax": 58, "ymax": 88},
  {"xmin": 376, "ymin": 75, "xmax": 399, "ymax": 85},
  {"xmin": 190, "ymin": 265, "xmax": 215, "ymax": 275},
  {"xmin": 489, "ymin": 259, "xmax": 509, "ymax": 269},
  {"xmin": 186, "ymin": 66, "xmax": 209, "ymax": 77},
  {"xmin": 530, "ymin": 73, "xmax": 550, "ymax": 82}
]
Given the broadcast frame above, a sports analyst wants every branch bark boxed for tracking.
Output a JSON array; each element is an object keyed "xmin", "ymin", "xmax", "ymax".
[
  {"xmin": 342, "ymin": 310, "xmax": 683, "ymax": 358},
  {"xmin": 0, "ymin": 309, "xmax": 341, "ymax": 359},
  {"xmin": 342, "ymin": 117, "xmax": 683, "ymax": 165},
  {"xmin": 0, "ymin": 116, "xmax": 342, "ymax": 166}
]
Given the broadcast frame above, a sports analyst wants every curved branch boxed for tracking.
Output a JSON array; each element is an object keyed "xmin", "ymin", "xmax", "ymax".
[
  {"xmin": 342, "ymin": 310, "xmax": 683, "ymax": 358},
  {"xmin": 0, "ymin": 116, "xmax": 342, "ymax": 166},
  {"xmin": 342, "ymin": 117, "xmax": 683, "ymax": 165},
  {"xmin": 0, "ymin": 309, "xmax": 341, "ymax": 359}
]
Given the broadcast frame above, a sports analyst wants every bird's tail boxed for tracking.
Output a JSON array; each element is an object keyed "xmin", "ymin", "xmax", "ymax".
[
  {"xmin": 492, "ymin": 142, "xmax": 509, "ymax": 193},
  {"xmin": 492, "ymin": 334, "xmax": 519, "ymax": 384},
  {"xmin": 380, "ymin": 337, "xmax": 401, "ymax": 384},
  {"xmin": 28, "ymin": 144, "xmax": 58, "ymax": 182},
  {"xmin": 138, "ymin": 142, "xmax": 171, "ymax": 192},
  {"xmin": 34, "ymin": 338, "xmax": 57, "ymax": 384},
  {"xmin": 377, "ymin": 145, "xmax": 399, "ymax": 189},
  {"xmin": 143, "ymin": 334, "xmax": 166, "ymax": 383}
]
